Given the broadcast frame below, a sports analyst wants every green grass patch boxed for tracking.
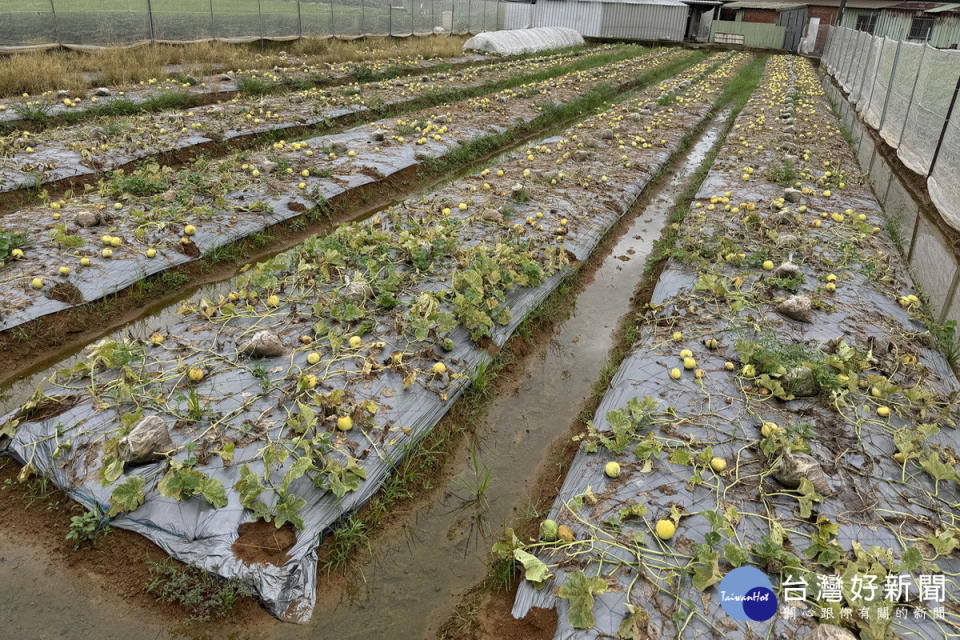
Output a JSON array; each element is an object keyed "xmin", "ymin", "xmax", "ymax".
[
  {"xmin": 146, "ymin": 558, "xmax": 250, "ymax": 621},
  {"xmin": 236, "ymin": 76, "xmax": 271, "ymax": 97}
]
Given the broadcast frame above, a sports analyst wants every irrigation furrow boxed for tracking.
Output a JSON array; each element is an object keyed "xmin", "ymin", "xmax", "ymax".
[
  {"xmin": 0, "ymin": 47, "xmax": 694, "ymax": 345},
  {"xmin": 301, "ymin": 92, "xmax": 739, "ymax": 640},
  {"xmin": 510, "ymin": 55, "xmax": 960, "ymax": 640},
  {"xmin": 0, "ymin": 45, "xmax": 638, "ymax": 195},
  {"xmin": 0, "ymin": 52, "xmax": 750, "ymax": 622}
]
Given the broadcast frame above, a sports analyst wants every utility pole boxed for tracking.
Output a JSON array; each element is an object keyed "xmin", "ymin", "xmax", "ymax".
[
  {"xmin": 146, "ymin": 0, "xmax": 156, "ymax": 42},
  {"xmin": 48, "ymin": 0, "xmax": 61, "ymax": 46},
  {"xmin": 836, "ymin": 0, "xmax": 847, "ymax": 27}
]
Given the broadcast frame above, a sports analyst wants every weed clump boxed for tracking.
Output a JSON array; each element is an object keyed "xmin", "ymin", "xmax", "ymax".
[{"xmin": 146, "ymin": 559, "xmax": 251, "ymax": 621}]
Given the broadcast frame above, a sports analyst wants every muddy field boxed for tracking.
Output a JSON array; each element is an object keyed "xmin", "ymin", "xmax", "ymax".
[{"xmin": 1, "ymin": 39, "xmax": 958, "ymax": 640}]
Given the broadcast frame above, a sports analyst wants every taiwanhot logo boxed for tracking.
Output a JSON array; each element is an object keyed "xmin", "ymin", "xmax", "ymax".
[{"xmin": 718, "ymin": 566, "xmax": 779, "ymax": 622}]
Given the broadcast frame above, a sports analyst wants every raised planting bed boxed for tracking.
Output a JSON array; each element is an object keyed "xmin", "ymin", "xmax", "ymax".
[
  {"xmin": 511, "ymin": 54, "xmax": 960, "ymax": 640},
  {"xmin": 0, "ymin": 50, "xmax": 499, "ymax": 126},
  {"xmin": 0, "ymin": 45, "xmax": 640, "ymax": 195},
  {"xmin": 0, "ymin": 51, "xmax": 751, "ymax": 621},
  {"xmin": 0, "ymin": 47, "xmax": 692, "ymax": 336},
  {"xmin": 0, "ymin": 45, "xmax": 624, "ymax": 130}
]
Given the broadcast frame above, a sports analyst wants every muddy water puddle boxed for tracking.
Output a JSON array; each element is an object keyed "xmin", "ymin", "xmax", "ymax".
[
  {"xmin": 0, "ymin": 538, "xmax": 171, "ymax": 640},
  {"xmin": 0, "ymin": 109, "xmax": 727, "ymax": 639}
]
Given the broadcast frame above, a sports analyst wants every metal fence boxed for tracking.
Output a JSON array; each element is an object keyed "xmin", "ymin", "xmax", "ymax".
[
  {"xmin": 0, "ymin": 0, "xmax": 505, "ymax": 48},
  {"xmin": 821, "ymin": 25, "xmax": 960, "ymax": 231}
]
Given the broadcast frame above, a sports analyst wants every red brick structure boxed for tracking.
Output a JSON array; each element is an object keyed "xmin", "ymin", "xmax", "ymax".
[{"xmin": 741, "ymin": 7, "xmax": 780, "ymax": 22}]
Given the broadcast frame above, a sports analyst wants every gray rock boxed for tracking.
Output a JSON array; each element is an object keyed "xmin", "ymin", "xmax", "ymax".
[
  {"xmin": 803, "ymin": 624, "xmax": 857, "ymax": 640},
  {"xmin": 784, "ymin": 188, "xmax": 803, "ymax": 203},
  {"xmin": 239, "ymin": 330, "xmax": 286, "ymax": 358},
  {"xmin": 867, "ymin": 334, "xmax": 892, "ymax": 356},
  {"xmin": 481, "ymin": 208, "xmax": 504, "ymax": 224},
  {"xmin": 783, "ymin": 365, "xmax": 819, "ymax": 397},
  {"xmin": 94, "ymin": 87, "xmax": 112, "ymax": 97},
  {"xmin": 774, "ymin": 451, "xmax": 832, "ymax": 496},
  {"xmin": 777, "ymin": 294, "xmax": 812, "ymax": 323},
  {"xmin": 118, "ymin": 415, "xmax": 174, "ymax": 464},
  {"xmin": 75, "ymin": 211, "xmax": 99, "ymax": 228}
]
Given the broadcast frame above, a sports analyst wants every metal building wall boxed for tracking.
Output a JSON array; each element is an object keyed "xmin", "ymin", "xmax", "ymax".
[
  {"xmin": 930, "ymin": 15, "xmax": 960, "ymax": 48},
  {"xmin": 710, "ymin": 19, "xmax": 786, "ymax": 48},
  {"xmin": 531, "ymin": 1, "xmax": 604, "ymax": 35},
  {"xmin": 504, "ymin": 0, "xmax": 686, "ymax": 41},
  {"xmin": 876, "ymin": 11, "xmax": 912, "ymax": 39},
  {"xmin": 503, "ymin": 1, "xmax": 534, "ymax": 28},
  {"xmin": 838, "ymin": 9, "xmax": 872, "ymax": 31},
  {"xmin": 839, "ymin": 9, "xmax": 907, "ymax": 40},
  {"xmin": 598, "ymin": 2, "xmax": 686, "ymax": 40}
]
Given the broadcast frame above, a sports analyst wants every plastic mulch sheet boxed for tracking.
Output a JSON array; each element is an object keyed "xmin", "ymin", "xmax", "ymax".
[
  {"xmin": 0, "ymin": 54, "xmax": 488, "ymax": 125},
  {"xmin": 0, "ymin": 47, "xmax": 613, "ymax": 191},
  {"xmin": 0, "ymin": 52, "xmax": 743, "ymax": 622},
  {"xmin": 0, "ymin": 48, "xmax": 681, "ymax": 334},
  {"xmin": 513, "ymin": 54, "xmax": 960, "ymax": 640}
]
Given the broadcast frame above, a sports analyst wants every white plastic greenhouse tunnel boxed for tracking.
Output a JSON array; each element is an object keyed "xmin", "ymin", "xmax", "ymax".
[{"xmin": 463, "ymin": 26, "xmax": 585, "ymax": 55}]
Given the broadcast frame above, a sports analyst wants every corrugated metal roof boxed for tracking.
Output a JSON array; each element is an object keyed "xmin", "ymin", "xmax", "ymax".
[
  {"xmin": 578, "ymin": 0, "xmax": 687, "ymax": 5},
  {"xmin": 925, "ymin": 2, "xmax": 960, "ymax": 13},
  {"xmin": 724, "ymin": 1, "xmax": 805, "ymax": 9},
  {"xmin": 723, "ymin": 0, "xmax": 901, "ymax": 8},
  {"xmin": 809, "ymin": 0, "xmax": 903, "ymax": 7},
  {"xmin": 886, "ymin": 1, "xmax": 948, "ymax": 11}
]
